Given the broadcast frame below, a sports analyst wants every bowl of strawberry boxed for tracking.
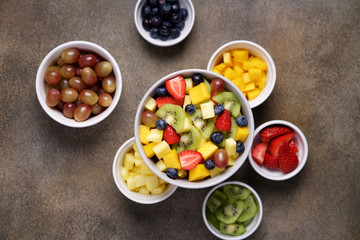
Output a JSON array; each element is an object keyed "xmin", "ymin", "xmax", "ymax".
[
  {"xmin": 134, "ymin": 69, "xmax": 254, "ymax": 189},
  {"xmin": 249, "ymin": 120, "xmax": 308, "ymax": 181}
]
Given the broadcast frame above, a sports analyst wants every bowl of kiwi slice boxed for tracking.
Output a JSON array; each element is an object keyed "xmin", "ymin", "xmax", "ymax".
[
  {"xmin": 134, "ymin": 69, "xmax": 254, "ymax": 189},
  {"xmin": 202, "ymin": 181, "xmax": 263, "ymax": 239}
]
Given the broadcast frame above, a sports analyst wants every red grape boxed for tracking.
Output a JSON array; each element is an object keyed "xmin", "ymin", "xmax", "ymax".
[
  {"xmin": 94, "ymin": 61, "xmax": 112, "ymax": 77},
  {"xmin": 58, "ymin": 79, "xmax": 70, "ymax": 90},
  {"xmin": 81, "ymin": 67, "xmax": 97, "ymax": 86},
  {"xmin": 98, "ymin": 92, "xmax": 112, "ymax": 107},
  {"xmin": 78, "ymin": 54, "xmax": 97, "ymax": 68},
  {"xmin": 213, "ymin": 149, "xmax": 229, "ymax": 168},
  {"xmin": 63, "ymin": 103, "xmax": 76, "ymax": 118},
  {"xmin": 69, "ymin": 77, "xmax": 87, "ymax": 92},
  {"xmin": 60, "ymin": 88, "xmax": 78, "ymax": 102},
  {"xmin": 210, "ymin": 79, "xmax": 225, "ymax": 92},
  {"xmin": 102, "ymin": 76, "xmax": 116, "ymax": 93},
  {"xmin": 60, "ymin": 65, "xmax": 76, "ymax": 79},
  {"xmin": 44, "ymin": 66, "xmax": 62, "ymax": 85},
  {"xmin": 141, "ymin": 110, "xmax": 158, "ymax": 127},
  {"xmin": 46, "ymin": 88, "xmax": 60, "ymax": 107},
  {"xmin": 80, "ymin": 89, "xmax": 98, "ymax": 105},
  {"xmin": 61, "ymin": 48, "xmax": 80, "ymax": 64},
  {"xmin": 91, "ymin": 103, "xmax": 104, "ymax": 115},
  {"xmin": 74, "ymin": 104, "xmax": 91, "ymax": 122}
]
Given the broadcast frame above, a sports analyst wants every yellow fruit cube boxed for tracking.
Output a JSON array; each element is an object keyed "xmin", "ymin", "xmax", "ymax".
[
  {"xmin": 124, "ymin": 153, "xmax": 135, "ymax": 170},
  {"xmin": 235, "ymin": 126, "xmax": 249, "ymax": 142},
  {"xmin": 212, "ymin": 68, "xmax": 222, "ymax": 75},
  {"xmin": 159, "ymin": 178, "xmax": 167, "ymax": 185},
  {"xmin": 189, "ymin": 82, "xmax": 210, "ymax": 105},
  {"xmin": 183, "ymin": 95, "xmax": 191, "ymax": 109},
  {"xmin": 189, "ymin": 164, "xmax": 210, "ymax": 182},
  {"xmin": 140, "ymin": 162, "xmax": 154, "ymax": 175},
  {"xmin": 121, "ymin": 167, "xmax": 129, "ymax": 181},
  {"xmin": 145, "ymin": 175, "xmax": 159, "ymax": 191},
  {"xmin": 142, "ymin": 142, "xmax": 158, "ymax": 158},
  {"xmin": 185, "ymin": 78, "xmax": 193, "ymax": 93},
  {"xmin": 244, "ymin": 82, "xmax": 256, "ymax": 92},
  {"xmin": 134, "ymin": 175, "xmax": 146, "ymax": 187},
  {"xmin": 247, "ymin": 88, "xmax": 261, "ymax": 100},
  {"xmin": 248, "ymin": 68, "xmax": 262, "ymax": 82},
  {"xmin": 197, "ymin": 141, "xmax": 218, "ymax": 160},
  {"xmin": 214, "ymin": 62, "xmax": 227, "ymax": 73},
  {"xmin": 198, "ymin": 137, "xmax": 207, "ymax": 148},
  {"xmin": 133, "ymin": 141, "xmax": 138, "ymax": 152},
  {"xmin": 233, "ymin": 65, "xmax": 244, "ymax": 77},
  {"xmin": 231, "ymin": 78, "xmax": 246, "ymax": 92},
  {"xmin": 223, "ymin": 67, "xmax": 237, "ymax": 80},
  {"xmin": 223, "ymin": 51, "xmax": 233, "ymax": 66},
  {"xmin": 250, "ymin": 56, "xmax": 268, "ymax": 70},
  {"xmin": 140, "ymin": 125, "xmax": 150, "ymax": 144},
  {"xmin": 232, "ymin": 49, "xmax": 249, "ymax": 62},
  {"xmin": 200, "ymin": 101, "xmax": 215, "ymax": 119},
  {"xmin": 126, "ymin": 176, "xmax": 136, "ymax": 191},
  {"xmin": 155, "ymin": 159, "xmax": 167, "ymax": 172},
  {"xmin": 153, "ymin": 140, "xmax": 172, "ymax": 159},
  {"xmin": 228, "ymin": 156, "xmax": 236, "ymax": 166},
  {"xmin": 256, "ymin": 72, "xmax": 266, "ymax": 90},
  {"xmin": 243, "ymin": 61, "xmax": 254, "ymax": 70},
  {"xmin": 177, "ymin": 169, "xmax": 188, "ymax": 178},
  {"xmin": 145, "ymin": 97, "xmax": 157, "ymax": 112},
  {"xmin": 179, "ymin": 117, "xmax": 192, "ymax": 133},
  {"xmin": 146, "ymin": 129, "xmax": 163, "ymax": 143},
  {"xmin": 151, "ymin": 184, "xmax": 166, "ymax": 195},
  {"xmin": 209, "ymin": 166, "xmax": 225, "ymax": 177},
  {"xmin": 243, "ymin": 72, "xmax": 252, "ymax": 84},
  {"xmin": 225, "ymin": 138, "xmax": 237, "ymax": 157},
  {"xmin": 163, "ymin": 149, "xmax": 181, "ymax": 169},
  {"xmin": 138, "ymin": 186, "xmax": 150, "ymax": 195}
]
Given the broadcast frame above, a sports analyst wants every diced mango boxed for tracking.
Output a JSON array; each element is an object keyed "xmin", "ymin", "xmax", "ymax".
[
  {"xmin": 153, "ymin": 140, "xmax": 172, "ymax": 159},
  {"xmin": 235, "ymin": 126, "xmax": 249, "ymax": 142},
  {"xmin": 145, "ymin": 129, "xmax": 163, "ymax": 143},
  {"xmin": 197, "ymin": 141, "xmax": 218, "ymax": 160},
  {"xmin": 243, "ymin": 61, "xmax": 254, "ymax": 70},
  {"xmin": 189, "ymin": 82, "xmax": 210, "ymax": 105},
  {"xmin": 223, "ymin": 52, "xmax": 233, "ymax": 66},
  {"xmin": 163, "ymin": 149, "xmax": 181, "ymax": 169},
  {"xmin": 247, "ymin": 88, "xmax": 261, "ymax": 100},
  {"xmin": 209, "ymin": 166, "xmax": 225, "ymax": 177},
  {"xmin": 124, "ymin": 153, "xmax": 135, "ymax": 170},
  {"xmin": 155, "ymin": 159, "xmax": 167, "ymax": 172},
  {"xmin": 248, "ymin": 68, "xmax": 262, "ymax": 82},
  {"xmin": 145, "ymin": 97, "xmax": 157, "ymax": 112},
  {"xmin": 233, "ymin": 65, "xmax": 244, "ymax": 77},
  {"xmin": 232, "ymin": 49, "xmax": 249, "ymax": 62},
  {"xmin": 250, "ymin": 56, "xmax": 268, "ymax": 70},
  {"xmin": 212, "ymin": 68, "xmax": 222, "ymax": 75},
  {"xmin": 214, "ymin": 62, "xmax": 227, "ymax": 73},
  {"xmin": 231, "ymin": 78, "xmax": 246, "ymax": 92},
  {"xmin": 189, "ymin": 164, "xmax": 210, "ymax": 182},
  {"xmin": 140, "ymin": 125, "xmax": 150, "ymax": 144},
  {"xmin": 256, "ymin": 72, "xmax": 266, "ymax": 90},
  {"xmin": 142, "ymin": 142, "xmax": 158, "ymax": 158},
  {"xmin": 244, "ymin": 82, "xmax": 256, "ymax": 92},
  {"xmin": 200, "ymin": 101, "xmax": 215, "ymax": 119},
  {"xmin": 243, "ymin": 72, "xmax": 252, "ymax": 84},
  {"xmin": 223, "ymin": 67, "xmax": 237, "ymax": 80}
]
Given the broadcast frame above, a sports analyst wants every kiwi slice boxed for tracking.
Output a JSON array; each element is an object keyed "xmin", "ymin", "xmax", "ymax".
[
  {"xmin": 215, "ymin": 200, "xmax": 244, "ymax": 224},
  {"xmin": 236, "ymin": 194, "xmax": 258, "ymax": 223},
  {"xmin": 206, "ymin": 209, "xmax": 221, "ymax": 230},
  {"xmin": 212, "ymin": 91, "xmax": 241, "ymax": 118},
  {"xmin": 218, "ymin": 117, "xmax": 237, "ymax": 148},
  {"xmin": 176, "ymin": 126, "xmax": 201, "ymax": 153},
  {"xmin": 223, "ymin": 185, "xmax": 251, "ymax": 202},
  {"xmin": 156, "ymin": 104, "xmax": 185, "ymax": 133},
  {"xmin": 204, "ymin": 79, "xmax": 211, "ymax": 93},
  {"xmin": 219, "ymin": 222, "xmax": 246, "ymax": 236},
  {"xmin": 189, "ymin": 109, "xmax": 215, "ymax": 140},
  {"xmin": 206, "ymin": 190, "xmax": 228, "ymax": 213}
]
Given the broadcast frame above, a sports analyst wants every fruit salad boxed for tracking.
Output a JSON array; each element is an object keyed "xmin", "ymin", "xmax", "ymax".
[
  {"xmin": 140, "ymin": 73, "xmax": 250, "ymax": 182},
  {"xmin": 205, "ymin": 184, "xmax": 258, "ymax": 236},
  {"xmin": 211, "ymin": 49, "xmax": 267, "ymax": 101}
]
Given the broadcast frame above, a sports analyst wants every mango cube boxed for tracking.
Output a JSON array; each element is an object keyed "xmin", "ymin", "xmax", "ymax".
[
  {"xmin": 244, "ymin": 82, "xmax": 256, "ymax": 92},
  {"xmin": 232, "ymin": 49, "xmax": 249, "ymax": 62},
  {"xmin": 212, "ymin": 68, "xmax": 222, "ymax": 75},
  {"xmin": 248, "ymin": 68, "xmax": 262, "ymax": 82},
  {"xmin": 231, "ymin": 78, "xmax": 246, "ymax": 92},
  {"xmin": 189, "ymin": 82, "xmax": 210, "ymax": 105},
  {"xmin": 209, "ymin": 166, "xmax": 225, "ymax": 177},
  {"xmin": 247, "ymin": 88, "xmax": 261, "ymax": 100},
  {"xmin": 140, "ymin": 125, "xmax": 150, "ymax": 144},
  {"xmin": 243, "ymin": 72, "xmax": 252, "ymax": 84},
  {"xmin": 200, "ymin": 101, "xmax": 215, "ymax": 119},
  {"xmin": 213, "ymin": 62, "xmax": 227, "ymax": 73},
  {"xmin": 243, "ymin": 61, "xmax": 254, "ymax": 70},
  {"xmin": 163, "ymin": 149, "xmax": 181, "ymax": 169},
  {"xmin": 250, "ymin": 56, "xmax": 268, "ymax": 70},
  {"xmin": 235, "ymin": 126, "xmax": 249, "ymax": 142},
  {"xmin": 145, "ymin": 97, "xmax": 157, "ymax": 112},
  {"xmin": 142, "ymin": 142, "xmax": 158, "ymax": 158},
  {"xmin": 145, "ymin": 129, "xmax": 163, "ymax": 143},
  {"xmin": 256, "ymin": 72, "xmax": 266, "ymax": 90},
  {"xmin": 197, "ymin": 141, "xmax": 218, "ymax": 160},
  {"xmin": 189, "ymin": 164, "xmax": 210, "ymax": 182},
  {"xmin": 124, "ymin": 153, "xmax": 135, "ymax": 170},
  {"xmin": 225, "ymin": 138, "xmax": 237, "ymax": 157},
  {"xmin": 145, "ymin": 175, "xmax": 159, "ymax": 191},
  {"xmin": 223, "ymin": 67, "xmax": 237, "ymax": 80},
  {"xmin": 223, "ymin": 52, "xmax": 233, "ymax": 66},
  {"xmin": 153, "ymin": 140, "xmax": 172, "ymax": 159}
]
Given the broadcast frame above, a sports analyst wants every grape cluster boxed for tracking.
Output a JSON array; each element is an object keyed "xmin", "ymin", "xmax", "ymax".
[
  {"xmin": 141, "ymin": 0, "xmax": 188, "ymax": 41},
  {"xmin": 44, "ymin": 48, "xmax": 116, "ymax": 122}
]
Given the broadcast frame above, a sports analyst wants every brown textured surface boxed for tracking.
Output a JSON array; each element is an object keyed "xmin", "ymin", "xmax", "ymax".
[{"xmin": 1, "ymin": 0, "xmax": 359, "ymax": 239}]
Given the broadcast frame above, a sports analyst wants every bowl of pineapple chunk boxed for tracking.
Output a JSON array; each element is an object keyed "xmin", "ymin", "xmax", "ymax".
[
  {"xmin": 207, "ymin": 40, "xmax": 276, "ymax": 108},
  {"xmin": 113, "ymin": 137, "xmax": 177, "ymax": 204}
]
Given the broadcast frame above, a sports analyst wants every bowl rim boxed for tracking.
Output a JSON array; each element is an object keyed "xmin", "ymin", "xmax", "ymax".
[
  {"xmin": 248, "ymin": 120, "xmax": 308, "ymax": 181},
  {"xmin": 206, "ymin": 40, "xmax": 276, "ymax": 109},
  {"xmin": 112, "ymin": 137, "xmax": 178, "ymax": 204},
  {"xmin": 134, "ymin": 0, "xmax": 195, "ymax": 47},
  {"xmin": 134, "ymin": 69, "xmax": 254, "ymax": 189},
  {"xmin": 202, "ymin": 181, "xmax": 263, "ymax": 239},
  {"xmin": 36, "ymin": 40, "xmax": 122, "ymax": 128}
]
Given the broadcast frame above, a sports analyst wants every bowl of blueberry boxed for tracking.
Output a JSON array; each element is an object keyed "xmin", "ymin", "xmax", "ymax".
[{"xmin": 134, "ymin": 0, "xmax": 195, "ymax": 47}]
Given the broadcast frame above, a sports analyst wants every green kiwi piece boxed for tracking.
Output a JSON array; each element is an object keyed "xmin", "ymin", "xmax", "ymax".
[
  {"xmin": 156, "ymin": 104, "xmax": 185, "ymax": 133},
  {"xmin": 176, "ymin": 126, "xmax": 201, "ymax": 153},
  {"xmin": 212, "ymin": 91, "xmax": 241, "ymax": 118},
  {"xmin": 223, "ymin": 185, "xmax": 251, "ymax": 201},
  {"xmin": 206, "ymin": 209, "xmax": 221, "ymax": 230},
  {"xmin": 189, "ymin": 109, "xmax": 215, "ymax": 140},
  {"xmin": 206, "ymin": 190, "xmax": 228, "ymax": 213},
  {"xmin": 204, "ymin": 79, "xmax": 211, "ymax": 93},
  {"xmin": 215, "ymin": 200, "xmax": 244, "ymax": 224},
  {"xmin": 219, "ymin": 222, "xmax": 246, "ymax": 236},
  {"xmin": 218, "ymin": 117, "xmax": 237, "ymax": 148},
  {"xmin": 236, "ymin": 194, "xmax": 258, "ymax": 223}
]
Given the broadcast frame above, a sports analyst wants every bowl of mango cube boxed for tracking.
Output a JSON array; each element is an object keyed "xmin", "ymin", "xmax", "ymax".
[{"xmin": 207, "ymin": 40, "xmax": 276, "ymax": 108}]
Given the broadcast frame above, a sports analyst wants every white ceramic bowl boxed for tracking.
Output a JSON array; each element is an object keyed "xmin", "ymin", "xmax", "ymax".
[
  {"xmin": 113, "ymin": 137, "xmax": 177, "ymax": 204},
  {"xmin": 202, "ymin": 181, "xmax": 263, "ymax": 239},
  {"xmin": 134, "ymin": 0, "xmax": 195, "ymax": 47},
  {"xmin": 134, "ymin": 69, "xmax": 254, "ymax": 189},
  {"xmin": 36, "ymin": 40, "xmax": 122, "ymax": 128},
  {"xmin": 207, "ymin": 40, "xmax": 276, "ymax": 108},
  {"xmin": 249, "ymin": 120, "xmax": 308, "ymax": 181}
]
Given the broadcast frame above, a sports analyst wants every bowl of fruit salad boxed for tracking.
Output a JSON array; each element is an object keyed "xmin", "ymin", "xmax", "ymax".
[
  {"xmin": 207, "ymin": 40, "xmax": 276, "ymax": 108},
  {"xmin": 203, "ymin": 181, "xmax": 263, "ymax": 239},
  {"xmin": 249, "ymin": 120, "xmax": 308, "ymax": 181},
  {"xmin": 134, "ymin": 69, "xmax": 254, "ymax": 189},
  {"xmin": 36, "ymin": 40, "xmax": 122, "ymax": 128},
  {"xmin": 113, "ymin": 137, "xmax": 177, "ymax": 204},
  {"xmin": 134, "ymin": 0, "xmax": 195, "ymax": 47}
]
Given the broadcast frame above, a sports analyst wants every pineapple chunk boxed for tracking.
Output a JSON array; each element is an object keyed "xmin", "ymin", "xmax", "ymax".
[
  {"xmin": 121, "ymin": 167, "xmax": 129, "ymax": 181},
  {"xmin": 140, "ymin": 162, "xmax": 154, "ymax": 175},
  {"xmin": 185, "ymin": 78, "xmax": 193, "ymax": 93},
  {"xmin": 134, "ymin": 175, "xmax": 146, "ymax": 187},
  {"xmin": 126, "ymin": 176, "xmax": 136, "ymax": 191},
  {"xmin": 235, "ymin": 126, "xmax": 249, "ymax": 142},
  {"xmin": 209, "ymin": 166, "xmax": 225, "ymax": 177},
  {"xmin": 232, "ymin": 49, "xmax": 249, "ymax": 62},
  {"xmin": 153, "ymin": 140, "xmax": 172, "ymax": 159},
  {"xmin": 142, "ymin": 142, "xmax": 158, "ymax": 158},
  {"xmin": 189, "ymin": 82, "xmax": 210, "ymax": 105},
  {"xmin": 155, "ymin": 159, "xmax": 167, "ymax": 172},
  {"xmin": 132, "ymin": 141, "xmax": 138, "ymax": 152},
  {"xmin": 183, "ymin": 95, "xmax": 191, "ymax": 109},
  {"xmin": 200, "ymin": 101, "xmax": 215, "ymax": 119},
  {"xmin": 228, "ymin": 156, "xmax": 236, "ymax": 166},
  {"xmin": 225, "ymin": 138, "xmax": 237, "ymax": 157},
  {"xmin": 146, "ymin": 129, "xmax": 164, "ymax": 143},
  {"xmin": 189, "ymin": 164, "xmax": 210, "ymax": 182},
  {"xmin": 159, "ymin": 178, "xmax": 168, "ymax": 185},
  {"xmin": 124, "ymin": 153, "xmax": 135, "ymax": 170},
  {"xmin": 179, "ymin": 117, "xmax": 192, "ymax": 133},
  {"xmin": 250, "ymin": 56, "xmax": 268, "ymax": 70},
  {"xmin": 132, "ymin": 166, "xmax": 141, "ymax": 174},
  {"xmin": 214, "ymin": 62, "xmax": 227, "ymax": 73},
  {"xmin": 248, "ymin": 68, "xmax": 262, "ymax": 82},
  {"xmin": 145, "ymin": 97, "xmax": 157, "ymax": 112},
  {"xmin": 177, "ymin": 169, "xmax": 188, "ymax": 178},
  {"xmin": 151, "ymin": 184, "xmax": 166, "ymax": 195},
  {"xmin": 140, "ymin": 125, "xmax": 150, "ymax": 144},
  {"xmin": 163, "ymin": 149, "xmax": 181, "ymax": 169},
  {"xmin": 138, "ymin": 187, "xmax": 150, "ymax": 195},
  {"xmin": 145, "ymin": 175, "xmax": 159, "ymax": 191},
  {"xmin": 197, "ymin": 141, "xmax": 218, "ymax": 160},
  {"xmin": 244, "ymin": 82, "xmax": 256, "ymax": 92},
  {"xmin": 223, "ymin": 51, "xmax": 233, "ymax": 66},
  {"xmin": 243, "ymin": 72, "xmax": 252, "ymax": 84},
  {"xmin": 247, "ymin": 88, "xmax": 261, "ymax": 100}
]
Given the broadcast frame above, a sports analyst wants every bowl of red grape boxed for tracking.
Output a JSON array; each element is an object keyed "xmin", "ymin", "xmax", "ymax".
[
  {"xmin": 36, "ymin": 41, "xmax": 122, "ymax": 128},
  {"xmin": 134, "ymin": 0, "xmax": 195, "ymax": 47}
]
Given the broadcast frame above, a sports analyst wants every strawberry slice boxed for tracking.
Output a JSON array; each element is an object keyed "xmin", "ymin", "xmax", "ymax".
[
  {"xmin": 288, "ymin": 140, "xmax": 298, "ymax": 153},
  {"xmin": 251, "ymin": 142, "xmax": 268, "ymax": 166},
  {"xmin": 260, "ymin": 126, "xmax": 293, "ymax": 142},
  {"xmin": 215, "ymin": 110, "xmax": 231, "ymax": 131},
  {"xmin": 178, "ymin": 150, "xmax": 203, "ymax": 170},
  {"xmin": 278, "ymin": 140, "xmax": 299, "ymax": 173},
  {"xmin": 163, "ymin": 125, "xmax": 180, "ymax": 145},
  {"xmin": 268, "ymin": 132, "xmax": 295, "ymax": 157},
  {"xmin": 165, "ymin": 76, "xmax": 186, "ymax": 100},
  {"xmin": 264, "ymin": 153, "xmax": 279, "ymax": 169},
  {"xmin": 156, "ymin": 96, "xmax": 184, "ymax": 108}
]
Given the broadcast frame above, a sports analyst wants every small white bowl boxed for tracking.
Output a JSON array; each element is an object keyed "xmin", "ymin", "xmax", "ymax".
[
  {"xmin": 207, "ymin": 40, "xmax": 276, "ymax": 108},
  {"xmin": 249, "ymin": 120, "xmax": 308, "ymax": 181},
  {"xmin": 202, "ymin": 181, "xmax": 263, "ymax": 239},
  {"xmin": 36, "ymin": 40, "xmax": 122, "ymax": 128},
  {"xmin": 134, "ymin": 0, "xmax": 195, "ymax": 47},
  {"xmin": 134, "ymin": 69, "xmax": 254, "ymax": 189},
  {"xmin": 113, "ymin": 137, "xmax": 177, "ymax": 204}
]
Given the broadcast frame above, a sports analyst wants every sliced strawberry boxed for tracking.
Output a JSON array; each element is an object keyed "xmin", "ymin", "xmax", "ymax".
[
  {"xmin": 260, "ymin": 126, "xmax": 293, "ymax": 142},
  {"xmin": 288, "ymin": 140, "xmax": 298, "ymax": 153},
  {"xmin": 163, "ymin": 125, "xmax": 180, "ymax": 145},
  {"xmin": 278, "ymin": 140, "xmax": 299, "ymax": 173},
  {"xmin": 165, "ymin": 76, "xmax": 186, "ymax": 100},
  {"xmin": 215, "ymin": 110, "xmax": 231, "ymax": 131},
  {"xmin": 178, "ymin": 150, "xmax": 203, "ymax": 170},
  {"xmin": 268, "ymin": 132, "xmax": 295, "ymax": 157},
  {"xmin": 251, "ymin": 142, "xmax": 268, "ymax": 166},
  {"xmin": 264, "ymin": 153, "xmax": 279, "ymax": 169},
  {"xmin": 156, "ymin": 96, "xmax": 184, "ymax": 108}
]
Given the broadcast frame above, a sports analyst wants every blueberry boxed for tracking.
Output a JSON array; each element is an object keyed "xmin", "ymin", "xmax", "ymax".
[
  {"xmin": 180, "ymin": 8, "xmax": 188, "ymax": 19},
  {"xmin": 166, "ymin": 168, "xmax": 177, "ymax": 179},
  {"xmin": 192, "ymin": 73, "xmax": 204, "ymax": 86},
  {"xmin": 156, "ymin": 119, "xmax": 167, "ymax": 130},
  {"xmin": 151, "ymin": 7, "xmax": 160, "ymax": 15},
  {"xmin": 150, "ymin": 27, "xmax": 159, "ymax": 39},
  {"xmin": 175, "ymin": 21, "xmax": 185, "ymax": 30},
  {"xmin": 210, "ymin": 132, "xmax": 224, "ymax": 145},
  {"xmin": 170, "ymin": 12, "xmax": 181, "ymax": 24},
  {"xmin": 147, "ymin": 0, "xmax": 159, "ymax": 7},
  {"xmin": 170, "ymin": 27, "xmax": 180, "ymax": 38},
  {"xmin": 159, "ymin": 34, "xmax": 169, "ymax": 41},
  {"xmin": 204, "ymin": 159, "xmax": 215, "ymax": 170},
  {"xmin": 160, "ymin": 3, "xmax": 172, "ymax": 15},
  {"xmin": 159, "ymin": 25, "xmax": 170, "ymax": 36},
  {"xmin": 171, "ymin": 3, "xmax": 180, "ymax": 12},
  {"xmin": 236, "ymin": 141, "xmax": 245, "ymax": 154},
  {"xmin": 236, "ymin": 115, "xmax": 248, "ymax": 127},
  {"xmin": 185, "ymin": 104, "xmax": 196, "ymax": 115},
  {"xmin": 155, "ymin": 86, "xmax": 168, "ymax": 96},
  {"xmin": 142, "ymin": 18, "xmax": 152, "ymax": 30},
  {"xmin": 214, "ymin": 104, "xmax": 225, "ymax": 115},
  {"xmin": 167, "ymin": 0, "xmax": 178, "ymax": 3},
  {"xmin": 151, "ymin": 15, "xmax": 162, "ymax": 27},
  {"xmin": 162, "ymin": 21, "xmax": 172, "ymax": 28},
  {"xmin": 142, "ymin": 5, "xmax": 151, "ymax": 17}
]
